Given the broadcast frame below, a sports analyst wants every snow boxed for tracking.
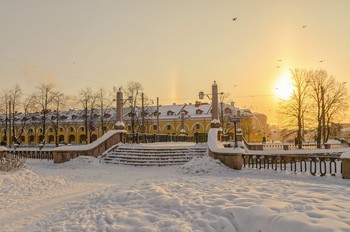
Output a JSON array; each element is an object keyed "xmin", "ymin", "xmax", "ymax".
[
  {"xmin": 2, "ymin": 152, "xmax": 350, "ymax": 231},
  {"xmin": 114, "ymin": 121, "xmax": 125, "ymax": 127},
  {"xmin": 0, "ymin": 146, "xmax": 8, "ymax": 151},
  {"xmin": 341, "ymin": 151, "xmax": 350, "ymax": 159},
  {"xmin": 208, "ymin": 128, "xmax": 245, "ymax": 154},
  {"xmin": 211, "ymin": 118, "xmax": 220, "ymax": 124}
]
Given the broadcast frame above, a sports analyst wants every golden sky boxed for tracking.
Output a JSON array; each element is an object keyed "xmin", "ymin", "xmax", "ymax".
[{"xmin": 1, "ymin": 0, "xmax": 350, "ymax": 125}]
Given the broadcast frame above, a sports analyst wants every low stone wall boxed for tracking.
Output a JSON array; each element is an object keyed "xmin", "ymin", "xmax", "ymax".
[
  {"xmin": 208, "ymin": 150, "xmax": 243, "ymax": 170},
  {"xmin": 341, "ymin": 152, "xmax": 350, "ymax": 179},
  {"xmin": 342, "ymin": 159, "xmax": 350, "ymax": 179},
  {"xmin": 207, "ymin": 128, "xmax": 244, "ymax": 170},
  {"xmin": 53, "ymin": 131, "xmax": 123, "ymax": 163}
]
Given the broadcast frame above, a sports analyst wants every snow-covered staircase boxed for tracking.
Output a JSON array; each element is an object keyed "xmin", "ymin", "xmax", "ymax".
[{"xmin": 101, "ymin": 143, "xmax": 207, "ymax": 166}]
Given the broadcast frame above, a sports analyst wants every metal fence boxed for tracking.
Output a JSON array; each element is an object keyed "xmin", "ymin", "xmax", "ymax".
[
  {"xmin": 7, "ymin": 149, "xmax": 54, "ymax": 160},
  {"xmin": 243, "ymin": 153, "xmax": 342, "ymax": 177},
  {"xmin": 125, "ymin": 133, "xmax": 208, "ymax": 144},
  {"xmin": 243, "ymin": 140, "xmax": 349, "ymax": 151}
]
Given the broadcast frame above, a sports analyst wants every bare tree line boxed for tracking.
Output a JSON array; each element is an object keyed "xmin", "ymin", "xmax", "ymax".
[
  {"xmin": 278, "ymin": 69, "xmax": 349, "ymax": 148},
  {"xmin": 0, "ymin": 82, "xmax": 134, "ymax": 145}
]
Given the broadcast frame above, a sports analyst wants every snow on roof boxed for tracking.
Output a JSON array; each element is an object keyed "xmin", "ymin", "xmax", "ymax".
[
  {"xmin": 182, "ymin": 103, "xmax": 211, "ymax": 116},
  {"xmin": 158, "ymin": 104, "xmax": 186, "ymax": 118},
  {"xmin": 2, "ymin": 103, "xmax": 256, "ymax": 126}
]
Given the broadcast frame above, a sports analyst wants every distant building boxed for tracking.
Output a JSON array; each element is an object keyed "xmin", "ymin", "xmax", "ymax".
[
  {"xmin": 339, "ymin": 123, "xmax": 350, "ymax": 141},
  {"xmin": 0, "ymin": 102, "xmax": 268, "ymax": 145}
]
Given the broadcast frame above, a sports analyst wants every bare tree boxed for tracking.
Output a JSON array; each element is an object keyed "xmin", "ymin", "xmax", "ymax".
[
  {"xmin": 0, "ymin": 89, "xmax": 11, "ymax": 145},
  {"xmin": 278, "ymin": 69, "xmax": 311, "ymax": 149},
  {"xmin": 16, "ymin": 94, "xmax": 35, "ymax": 144},
  {"xmin": 32, "ymin": 84, "xmax": 55, "ymax": 144},
  {"xmin": 95, "ymin": 88, "xmax": 114, "ymax": 135},
  {"xmin": 309, "ymin": 70, "xmax": 349, "ymax": 146},
  {"xmin": 123, "ymin": 81, "xmax": 144, "ymax": 134},
  {"xmin": 51, "ymin": 91, "xmax": 67, "ymax": 146},
  {"xmin": 78, "ymin": 88, "xmax": 97, "ymax": 143},
  {"xmin": 7, "ymin": 85, "xmax": 23, "ymax": 144}
]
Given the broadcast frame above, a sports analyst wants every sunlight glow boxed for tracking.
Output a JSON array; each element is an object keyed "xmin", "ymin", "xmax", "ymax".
[{"xmin": 274, "ymin": 71, "xmax": 293, "ymax": 100}]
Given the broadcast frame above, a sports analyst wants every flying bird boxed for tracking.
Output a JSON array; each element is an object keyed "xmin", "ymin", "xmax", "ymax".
[
  {"xmin": 276, "ymin": 66, "xmax": 280, "ymax": 68},
  {"xmin": 277, "ymin": 59, "xmax": 282, "ymax": 62},
  {"xmin": 319, "ymin": 60, "xmax": 325, "ymax": 63},
  {"xmin": 302, "ymin": 25, "xmax": 307, "ymax": 28},
  {"xmin": 232, "ymin": 17, "xmax": 237, "ymax": 21}
]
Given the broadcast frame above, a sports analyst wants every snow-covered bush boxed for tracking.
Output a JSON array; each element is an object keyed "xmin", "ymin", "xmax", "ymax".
[{"xmin": 0, "ymin": 156, "xmax": 27, "ymax": 172}]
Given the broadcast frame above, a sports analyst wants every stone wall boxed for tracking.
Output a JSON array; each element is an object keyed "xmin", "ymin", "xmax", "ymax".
[
  {"xmin": 342, "ymin": 159, "xmax": 350, "ymax": 179},
  {"xmin": 208, "ymin": 149, "xmax": 244, "ymax": 170},
  {"xmin": 207, "ymin": 128, "xmax": 244, "ymax": 170},
  {"xmin": 53, "ymin": 131, "xmax": 123, "ymax": 163}
]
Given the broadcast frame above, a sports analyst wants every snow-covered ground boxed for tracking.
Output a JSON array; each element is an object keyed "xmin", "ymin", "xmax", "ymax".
[{"xmin": 1, "ymin": 155, "xmax": 350, "ymax": 232}]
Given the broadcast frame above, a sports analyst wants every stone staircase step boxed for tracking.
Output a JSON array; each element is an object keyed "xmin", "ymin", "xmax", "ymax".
[{"xmin": 101, "ymin": 144, "xmax": 207, "ymax": 166}]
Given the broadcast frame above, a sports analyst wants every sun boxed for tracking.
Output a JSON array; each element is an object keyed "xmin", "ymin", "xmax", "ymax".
[{"xmin": 274, "ymin": 71, "xmax": 294, "ymax": 100}]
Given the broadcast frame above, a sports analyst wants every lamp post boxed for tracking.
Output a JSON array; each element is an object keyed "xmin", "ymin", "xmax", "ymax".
[{"xmin": 198, "ymin": 81, "xmax": 224, "ymax": 128}]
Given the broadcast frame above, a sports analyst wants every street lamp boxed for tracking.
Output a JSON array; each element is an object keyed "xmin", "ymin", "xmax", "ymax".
[{"xmin": 198, "ymin": 91, "xmax": 224, "ymax": 100}]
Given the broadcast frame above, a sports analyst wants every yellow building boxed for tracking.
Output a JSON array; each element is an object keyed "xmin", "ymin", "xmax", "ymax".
[{"xmin": 0, "ymin": 102, "xmax": 267, "ymax": 145}]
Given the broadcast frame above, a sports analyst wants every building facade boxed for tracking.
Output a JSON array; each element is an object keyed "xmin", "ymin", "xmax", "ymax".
[{"xmin": 0, "ymin": 101, "xmax": 267, "ymax": 145}]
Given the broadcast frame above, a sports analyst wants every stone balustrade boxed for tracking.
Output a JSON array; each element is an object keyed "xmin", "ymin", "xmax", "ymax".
[
  {"xmin": 53, "ymin": 130, "xmax": 125, "ymax": 163},
  {"xmin": 207, "ymin": 128, "xmax": 244, "ymax": 170}
]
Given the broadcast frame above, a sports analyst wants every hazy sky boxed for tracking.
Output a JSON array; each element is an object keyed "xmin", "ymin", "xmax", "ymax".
[{"xmin": 1, "ymin": 0, "xmax": 350, "ymax": 124}]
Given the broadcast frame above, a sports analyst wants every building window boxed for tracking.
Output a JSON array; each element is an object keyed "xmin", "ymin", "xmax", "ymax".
[
  {"xmin": 49, "ymin": 128, "xmax": 53, "ymax": 132},
  {"xmin": 167, "ymin": 125, "xmax": 171, "ymax": 130},
  {"xmin": 59, "ymin": 127, "xmax": 63, "ymax": 132},
  {"xmin": 127, "ymin": 125, "xmax": 131, "ymax": 131},
  {"xmin": 29, "ymin": 128, "xmax": 33, "ymax": 133},
  {"xmin": 70, "ymin": 127, "xmax": 74, "ymax": 132},
  {"xmin": 80, "ymin": 127, "xmax": 84, "ymax": 132},
  {"xmin": 196, "ymin": 124, "xmax": 200, "ymax": 130},
  {"xmin": 153, "ymin": 125, "xmax": 157, "ymax": 130}
]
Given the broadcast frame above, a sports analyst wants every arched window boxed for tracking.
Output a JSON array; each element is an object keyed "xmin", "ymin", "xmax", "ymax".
[
  {"xmin": 59, "ymin": 135, "xmax": 65, "ymax": 143},
  {"xmin": 79, "ymin": 134, "xmax": 87, "ymax": 143},
  {"xmin": 29, "ymin": 135, "xmax": 35, "ymax": 143},
  {"xmin": 48, "ymin": 135, "xmax": 54, "ymax": 143},
  {"xmin": 69, "ymin": 135, "xmax": 75, "ymax": 143}
]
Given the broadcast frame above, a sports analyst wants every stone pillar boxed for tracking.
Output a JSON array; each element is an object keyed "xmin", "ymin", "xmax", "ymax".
[
  {"xmin": 115, "ymin": 88, "xmax": 125, "ymax": 130},
  {"xmin": 211, "ymin": 81, "xmax": 220, "ymax": 128},
  {"xmin": 341, "ymin": 152, "xmax": 350, "ymax": 179}
]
